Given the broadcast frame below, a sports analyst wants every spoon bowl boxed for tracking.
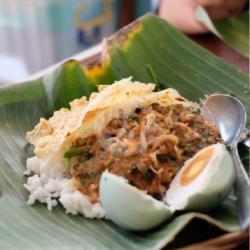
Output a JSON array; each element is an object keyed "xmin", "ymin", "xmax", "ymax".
[
  {"xmin": 202, "ymin": 94, "xmax": 250, "ymax": 229},
  {"xmin": 201, "ymin": 94, "xmax": 246, "ymax": 146}
]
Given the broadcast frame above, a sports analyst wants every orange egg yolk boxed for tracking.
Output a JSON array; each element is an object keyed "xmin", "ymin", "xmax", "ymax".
[{"xmin": 180, "ymin": 147, "xmax": 214, "ymax": 186}]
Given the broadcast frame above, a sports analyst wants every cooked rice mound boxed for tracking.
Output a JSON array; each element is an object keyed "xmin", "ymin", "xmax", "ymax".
[{"xmin": 24, "ymin": 78, "xmax": 220, "ymax": 218}]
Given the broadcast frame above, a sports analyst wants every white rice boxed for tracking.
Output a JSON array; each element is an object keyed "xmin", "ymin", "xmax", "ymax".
[{"xmin": 24, "ymin": 156, "xmax": 105, "ymax": 218}]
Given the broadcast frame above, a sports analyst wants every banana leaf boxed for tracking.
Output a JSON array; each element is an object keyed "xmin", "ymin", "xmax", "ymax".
[
  {"xmin": 196, "ymin": 6, "xmax": 249, "ymax": 58},
  {"xmin": 0, "ymin": 14, "xmax": 249, "ymax": 249}
]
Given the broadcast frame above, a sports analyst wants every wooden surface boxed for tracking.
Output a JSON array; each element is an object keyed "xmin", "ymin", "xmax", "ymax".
[{"xmin": 191, "ymin": 33, "xmax": 249, "ymax": 74}]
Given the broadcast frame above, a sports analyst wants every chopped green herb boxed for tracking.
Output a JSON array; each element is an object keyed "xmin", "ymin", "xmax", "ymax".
[
  {"xmin": 67, "ymin": 158, "xmax": 72, "ymax": 171},
  {"xmin": 112, "ymin": 150, "xmax": 122, "ymax": 157},
  {"xmin": 104, "ymin": 161, "xmax": 113, "ymax": 168},
  {"xmin": 183, "ymin": 146, "xmax": 193, "ymax": 154},
  {"xmin": 128, "ymin": 114, "xmax": 138, "ymax": 122},
  {"xmin": 64, "ymin": 147, "xmax": 84, "ymax": 158},
  {"xmin": 79, "ymin": 178, "xmax": 86, "ymax": 185},
  {"xmin": 64, "ymin": 145, "xmax": 92, "ymax": 159}
]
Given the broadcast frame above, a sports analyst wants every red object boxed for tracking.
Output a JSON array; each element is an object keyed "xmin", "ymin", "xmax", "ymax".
[{"xmin": 119, "ymin": 0, "xmax": 135, "ymax": 28}]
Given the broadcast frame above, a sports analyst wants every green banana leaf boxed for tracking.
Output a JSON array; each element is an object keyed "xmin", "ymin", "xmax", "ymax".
[
  {"xmin": 0, "ymin": 13, "xmax": 249, "ymax": 249},
  {"xmin": 196, "ymin": 6, "xmax": 249, "ymax": 58}
]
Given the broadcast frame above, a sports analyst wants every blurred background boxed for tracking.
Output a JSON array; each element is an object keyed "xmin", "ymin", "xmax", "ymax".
[
  {"xmin": 0, "ymin": 0, "xmax": 157, "ymax": 83},
  {"xmin": 0, "ymin": 0, "xmax": 248, "ymax": 84}
]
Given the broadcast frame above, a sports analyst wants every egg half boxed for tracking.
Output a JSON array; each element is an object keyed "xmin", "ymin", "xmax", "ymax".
[
  {"xmin": 100, "ymin": 172, "xmax": 173, "ymax": 230},
  {"xmin": 100, "ymin": 143, "xmax": 235, "ymax": 231},
  {"xmin": 164, "ymin": 143, "xmax": 235, "ymax": 211}
]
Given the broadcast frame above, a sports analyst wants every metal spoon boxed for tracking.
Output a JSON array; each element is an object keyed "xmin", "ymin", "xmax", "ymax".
[{"xmin": 201, "ymin": 94, "xmax": 250, "ymax": 229}]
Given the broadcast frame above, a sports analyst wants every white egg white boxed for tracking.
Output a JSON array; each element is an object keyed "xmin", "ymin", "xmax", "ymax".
[
  {"xmin": 165, "ymin": 143, "xmax": 235, "ymax": 211},
  {"xmin": 99, "ymin": 172, "xmax": 173, "ymax": 231}
]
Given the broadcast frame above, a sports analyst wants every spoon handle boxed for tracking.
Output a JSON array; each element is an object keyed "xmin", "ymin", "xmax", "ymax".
[{"xmin": 231, "ymin": 145, "xmax": 250, "ymax": 229}]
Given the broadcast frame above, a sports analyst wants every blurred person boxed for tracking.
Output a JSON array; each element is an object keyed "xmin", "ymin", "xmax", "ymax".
[{"xmin": 158, "ymin": 0, "xmax": 247, "ymax": 33}]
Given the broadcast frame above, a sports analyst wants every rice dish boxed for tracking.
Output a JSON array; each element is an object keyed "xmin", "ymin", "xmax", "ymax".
[{"xmin": 24, "ymin": 78, "xmax": 221, "ymax": 218}]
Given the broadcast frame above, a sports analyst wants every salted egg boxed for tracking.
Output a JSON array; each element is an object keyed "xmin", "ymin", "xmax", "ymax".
[
  {"xmin": 100, "ymin": 143, "xmax": 235, "ymax": 231},
  {"xmin": 165, "ymin": 143, "xmax": 235, "ymax": 211}
]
